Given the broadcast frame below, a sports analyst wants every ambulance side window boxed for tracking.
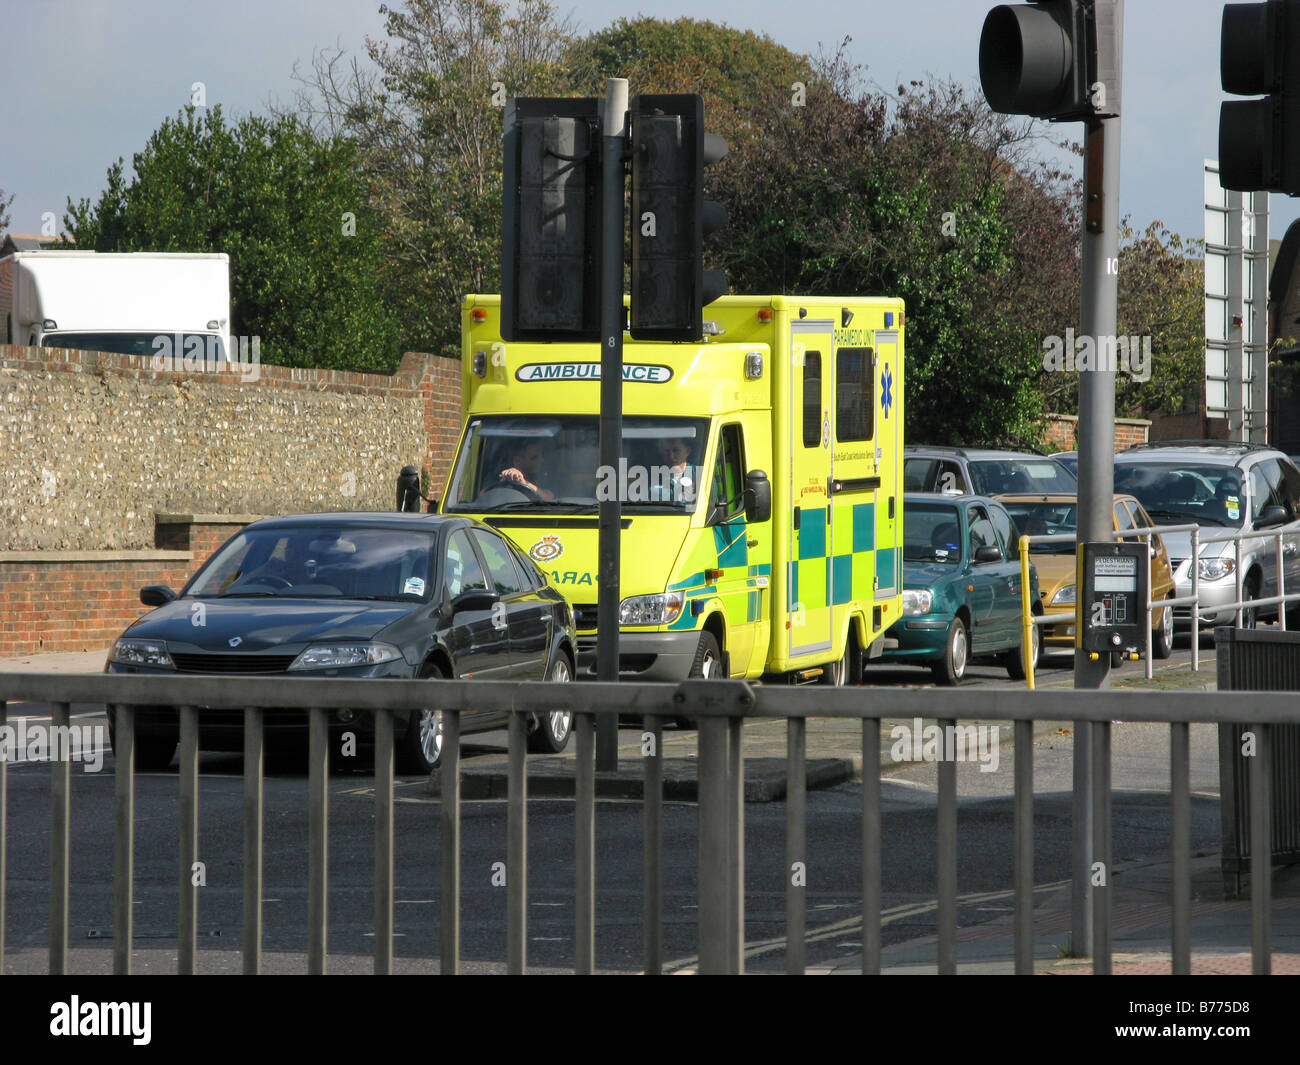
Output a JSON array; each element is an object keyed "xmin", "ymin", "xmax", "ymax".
[
  {"xmin": 802, "ymin": 352, "xmax": 822, "ymax": 447},
  {"xmin": 710, "ymin": 424, "xmax": 747, "ymax": 524},
  {"xmin": 835, "ymin": 346, "xmax": 873, "ymax": 442}
]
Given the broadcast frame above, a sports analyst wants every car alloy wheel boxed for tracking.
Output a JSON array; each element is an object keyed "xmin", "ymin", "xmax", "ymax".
[
  {"xmin": 933, "ymin": 617, "xmax": 968, "ymax": 686},
  {"xmin": 1152, "ymin": 598, "xmax": 1174, "ymax": 659},
  {"xmin": 528, "ymin": 653, "xmax": 574, "ymax": 753},
  {"xmin": 400, "ymin": 662, "xmax": 447, "ymax": 774}
]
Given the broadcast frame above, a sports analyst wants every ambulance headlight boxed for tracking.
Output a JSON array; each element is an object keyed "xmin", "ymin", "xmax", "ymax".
[
  {"xmin": 902, "ymin": 589, "xmax": 933, "ymax": 616},
  {"xmin": 1051, "ymin": 584, "xmax": 1076, "ymax": 606},
  {"xmin": 619, "ymin": 591, "xmax": 686, "ymax": 626}
]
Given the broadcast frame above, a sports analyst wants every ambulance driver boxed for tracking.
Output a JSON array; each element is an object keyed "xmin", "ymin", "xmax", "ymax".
[{"xmin": 499, "ymin": 439, "xmax": 556, "ymax": 501}]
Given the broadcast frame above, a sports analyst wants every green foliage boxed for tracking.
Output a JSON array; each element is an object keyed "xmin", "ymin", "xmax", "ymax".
[
  {"xmin": 63, "ymin": 105, "xmax": 399, "ymax": 371},
  {"xmin": 1039, "ymin": 220, "xmax": 1205, "ymax": 418},
  {"xmin": 708, "ymin": 53, "xmax": 1080, "ymax": 448}
]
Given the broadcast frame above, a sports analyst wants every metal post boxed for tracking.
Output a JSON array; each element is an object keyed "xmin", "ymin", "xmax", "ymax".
[
  {"xmin": 178, "ymin": 705, "xmax": 199, "ymax": 974},
  {"xmin": 861, "ymin": 719, "xmax": 881, "ymax": 974},
  {"xmin": 440, "ymin": 709, "xmax": 461, "ymax": 974},
  {"xmin": 642, "ymin": 713, "xmax": 663, "ymax": 975},
  {"xmin": 1014, "ymin": 719, "xmax": 1034, "ymax": 974},
  {"xmin": 242, "ymin": 707, "xmax": 263, "ymax": 975},
  {"xmin": 1092, "ymin": 721, "xmax": 1112, "ymax": 973},
  {"xmin": 52, "ymin": 702, "xmax": 74, "ymax": 975},
  {"xmin": 575, "ymin": 712, "xmax": 595, "ymax": 973},
  {"xmin": 307, "ymin": 706, "xmax": 328, "ymax": 975},
  {"xmin": 1072, "ymin": 11, "xmax": 1124, "ymax": 949},
  {"xmin": 697, "ymin": 716, "xmax": 729, "ymax": 973},
  {"xmin": 1170, "ymin": 721, "xmax": 1191, "ymax": 975},
  {"xmin": 1250, "ymin": 722, "xmax": 1272, "ymax": 975},
  {"xmin": 728, "ymin": 716, "xmax": 744, "ymax": 974},
  {"xmin": 507, "ymin": 710, "xmax": 527, "ymax": 974},
  {"xmin": 374, "ymin": 708, "xmax": 394, "ymax": 975},
  {"xmin": 596, "ymin": 78, "xmax": 629, "ymax": 772},
  {"xmin": 785, "ymin": 717, "xmax": 806, "ymax": 974},
  {"xmin": 110, "ymin": 703, "xmax": 132, "ymax": 975},
  {"xmin": 936, "ymin": 719, "xmax": 957, "ymax": 975}
]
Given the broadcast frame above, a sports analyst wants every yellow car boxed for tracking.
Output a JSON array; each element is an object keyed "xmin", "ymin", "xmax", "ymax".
[{"xmin": 995, "ymin": 494, "xmax": 1177, "ymax": 658}]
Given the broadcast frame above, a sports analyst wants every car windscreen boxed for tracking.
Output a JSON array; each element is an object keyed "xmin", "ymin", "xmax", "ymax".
[
  {"xmin": 903, "ymin": 503, "xmax": 963, "ymax": 563},
  {"xmin": 186, "ymin": 527, "xmax": 438, "ymax": 600},
  {"xmin": 1000, "ymin": 501, "xmax": 1078, "ymax": 553},
  {"xmin": 968, "ymin": 459, "xmax": 1077, "ymax": 495},
  {"xmin": 42, "ymin": 332, "xmax": 226, "ymax": 361},
  {"xmin": 443, "ymin": 414, "xmax": 711, "ymax": 513},
  {"xmin": 1114, "ymin": 463, "xmax": 1245, "ymax": 528}
]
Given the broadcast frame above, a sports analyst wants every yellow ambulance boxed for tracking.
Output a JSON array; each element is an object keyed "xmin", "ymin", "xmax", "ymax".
[{"xmin": 440, "ymin": 294, "xmax": 904, "ymax": 684}]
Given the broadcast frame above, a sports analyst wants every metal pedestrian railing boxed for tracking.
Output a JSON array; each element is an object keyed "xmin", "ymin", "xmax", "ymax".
[
  {"xmin": 1018, "ymin": 520, "xmax": 1300, "ymax": 684},
  {"xmin": 1, "ymin": 672, "xmax": 1298, "ymax": 975}
]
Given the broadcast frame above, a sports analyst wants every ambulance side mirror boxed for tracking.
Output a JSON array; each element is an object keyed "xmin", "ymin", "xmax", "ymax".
[{"xmin": 744, "ymin": 470, "xmax": 771, "ymax": 523}]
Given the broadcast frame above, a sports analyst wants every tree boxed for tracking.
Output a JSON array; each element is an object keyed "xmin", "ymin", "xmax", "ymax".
[
  {"xmin": 291, "ymin": 0, "xmax": 578, "ymax": 357},
  {"xmin": 0, "ymin": 186, "xmax": 13, "ymax": 234},
  {"xmin": 1037, "ymin": 220, "xmax": 1204, "ymax": 419},
  {"xmin": 701, "ymin": 42, "xmax": 1081, "ymax": 448},
  {"xmin": 63, "ymin": 105, "xmax": 399, "ymax": 371}
]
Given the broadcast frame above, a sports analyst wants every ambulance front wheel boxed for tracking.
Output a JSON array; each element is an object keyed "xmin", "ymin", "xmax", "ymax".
[
  {"xmin": 932, "ymin": 618, "xmax": 968, "ymax": 686},
  {"xmin": 677, "ymin": 631, "xmax": 723, "ymax": 729}
]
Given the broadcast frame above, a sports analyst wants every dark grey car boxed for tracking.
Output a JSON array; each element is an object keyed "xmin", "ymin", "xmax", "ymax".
[
  {"xmin": 905, "ymin": 446, "xmax": 1078, "ymax": 497},
  {"xmin": 105, "ymin": 513, "xmax": 577, "ymax": 773}
]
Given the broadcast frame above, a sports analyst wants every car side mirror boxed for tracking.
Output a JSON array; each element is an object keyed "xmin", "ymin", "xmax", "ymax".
[
  {"xmin": 973, "ymin": 545, "xmax": 1002, "ymax": 564},
  {"xmin": 451, "ymin": 588, "xmax": 500, "ymax": 613},
  {"xmin": 140, "ymin": 585, "xmax": 177, "ymax": 607},
  {"xmin": 744, "ymin": 470, "xmax": 772, "ymax": 524},
  {"xmin": 1258, "ymin": 504, "xmax": 1289, "ymax": 528}
]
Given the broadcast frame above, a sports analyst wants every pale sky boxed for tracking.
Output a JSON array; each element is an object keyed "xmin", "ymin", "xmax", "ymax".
[{"xmin": 3, "ymin": 0, "xmax": 1294, "ymax": 250}]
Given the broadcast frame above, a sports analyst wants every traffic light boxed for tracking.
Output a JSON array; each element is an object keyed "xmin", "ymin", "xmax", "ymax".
[
  {"xmin": 979, "ymin": 1, "xmax": 1121, "ymax": 121},
  {"xmin": 629, "ymin": 94, "xmax": 729, "ymax": 342},
  {"xmin": 501, "ymin": 98, "xmax": 601, "ymax": 342},
  {"xmin": 1220, "ymin": 0, "xmax": 1300, "ymax": 194}
]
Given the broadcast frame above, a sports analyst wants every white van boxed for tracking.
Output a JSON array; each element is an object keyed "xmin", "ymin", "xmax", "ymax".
[{"xmin": 0, "ymin": 251, "xmax": 231, "ymax": 362}]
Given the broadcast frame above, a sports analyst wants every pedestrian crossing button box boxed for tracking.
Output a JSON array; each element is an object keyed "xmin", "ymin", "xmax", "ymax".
[{"xmin": 1079, "ymin": 541, "xmax": 1148, "ymax": 653}]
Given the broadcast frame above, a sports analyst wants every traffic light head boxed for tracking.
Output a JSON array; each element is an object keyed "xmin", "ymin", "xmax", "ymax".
[
  {"xmin": 979, "ymin": 1, "xmax": 1121, "ymax": 121},
  {"xmin": 501, "ymin": 99, "xmax": 602, "ymax": 342},
  {"xmin": 629, "ymin": 94, "xmax": 729, "ymax": 341},
  {"xmin": 1219, "ymin": 0, "xmax": 1300, "ymax": 195}
]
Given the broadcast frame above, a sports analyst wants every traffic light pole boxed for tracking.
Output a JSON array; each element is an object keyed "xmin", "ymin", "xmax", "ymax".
[
  {"xmin": 596, "ymin": 78, "xmax": 629, "ymax": 772},
  {"xmin": 1072, "ymin": 99, "xmax": 1123, "ymax": 962}
]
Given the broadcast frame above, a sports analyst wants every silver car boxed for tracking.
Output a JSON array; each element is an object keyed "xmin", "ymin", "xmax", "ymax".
[{"xmin": 1114, "ymin": 442, "xmax": 1300, "ymax": 627}]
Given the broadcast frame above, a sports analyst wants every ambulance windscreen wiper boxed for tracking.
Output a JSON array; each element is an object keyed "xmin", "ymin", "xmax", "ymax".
[{"xmin": 492, "ymin": 500, "xmax": 593, "ymax": 513}]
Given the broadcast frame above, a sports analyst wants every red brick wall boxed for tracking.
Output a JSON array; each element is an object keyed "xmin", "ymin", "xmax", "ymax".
[
  {"xmin": 0, "ymin": 517, "xmax": 257, "ymax": 657},
  {"xmin": 0, "ymin": 553, "xmax": 194, "ymax": 655},
  {"xmin": 421, "ymin": 355, "xmax": 463, "ymax": 500},
  {"xmin": 1042, "ymin": 414, "xmax": 1150, "ymax": 452}
]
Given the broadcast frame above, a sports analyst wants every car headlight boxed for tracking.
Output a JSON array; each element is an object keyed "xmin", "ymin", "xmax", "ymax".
[
  {"xmin": 109, "ymin": 638, "xmax": 176, "ymax": 669},
  {"xmin": 1051, "ymin": 584, "xmax": 1076, "ymax": 606},
  {"xmin": 902, "ymin": 589, "xmax": 933, "ymax": 616},
  {"xmin": 288, "ymin": 643, "xmax": 404, "ymax": 671},
  {"xmin": 619, "ymin": 591, "xmax": 686, "ymax": 626},
  {"xmin": 1198, "ymin": 557, "xmax": 1235, "ymax": 581}
]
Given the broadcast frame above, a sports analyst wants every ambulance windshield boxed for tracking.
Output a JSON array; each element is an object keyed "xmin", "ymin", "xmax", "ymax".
[{"xmin": 443, "ymin": 415, "xmax": 712, "ymax": 513}]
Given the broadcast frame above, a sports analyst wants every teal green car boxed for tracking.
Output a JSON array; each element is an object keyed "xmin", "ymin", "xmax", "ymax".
[{"xmin": 880, "ymin": 494, "xmax": 1041, "ymax": 684}]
